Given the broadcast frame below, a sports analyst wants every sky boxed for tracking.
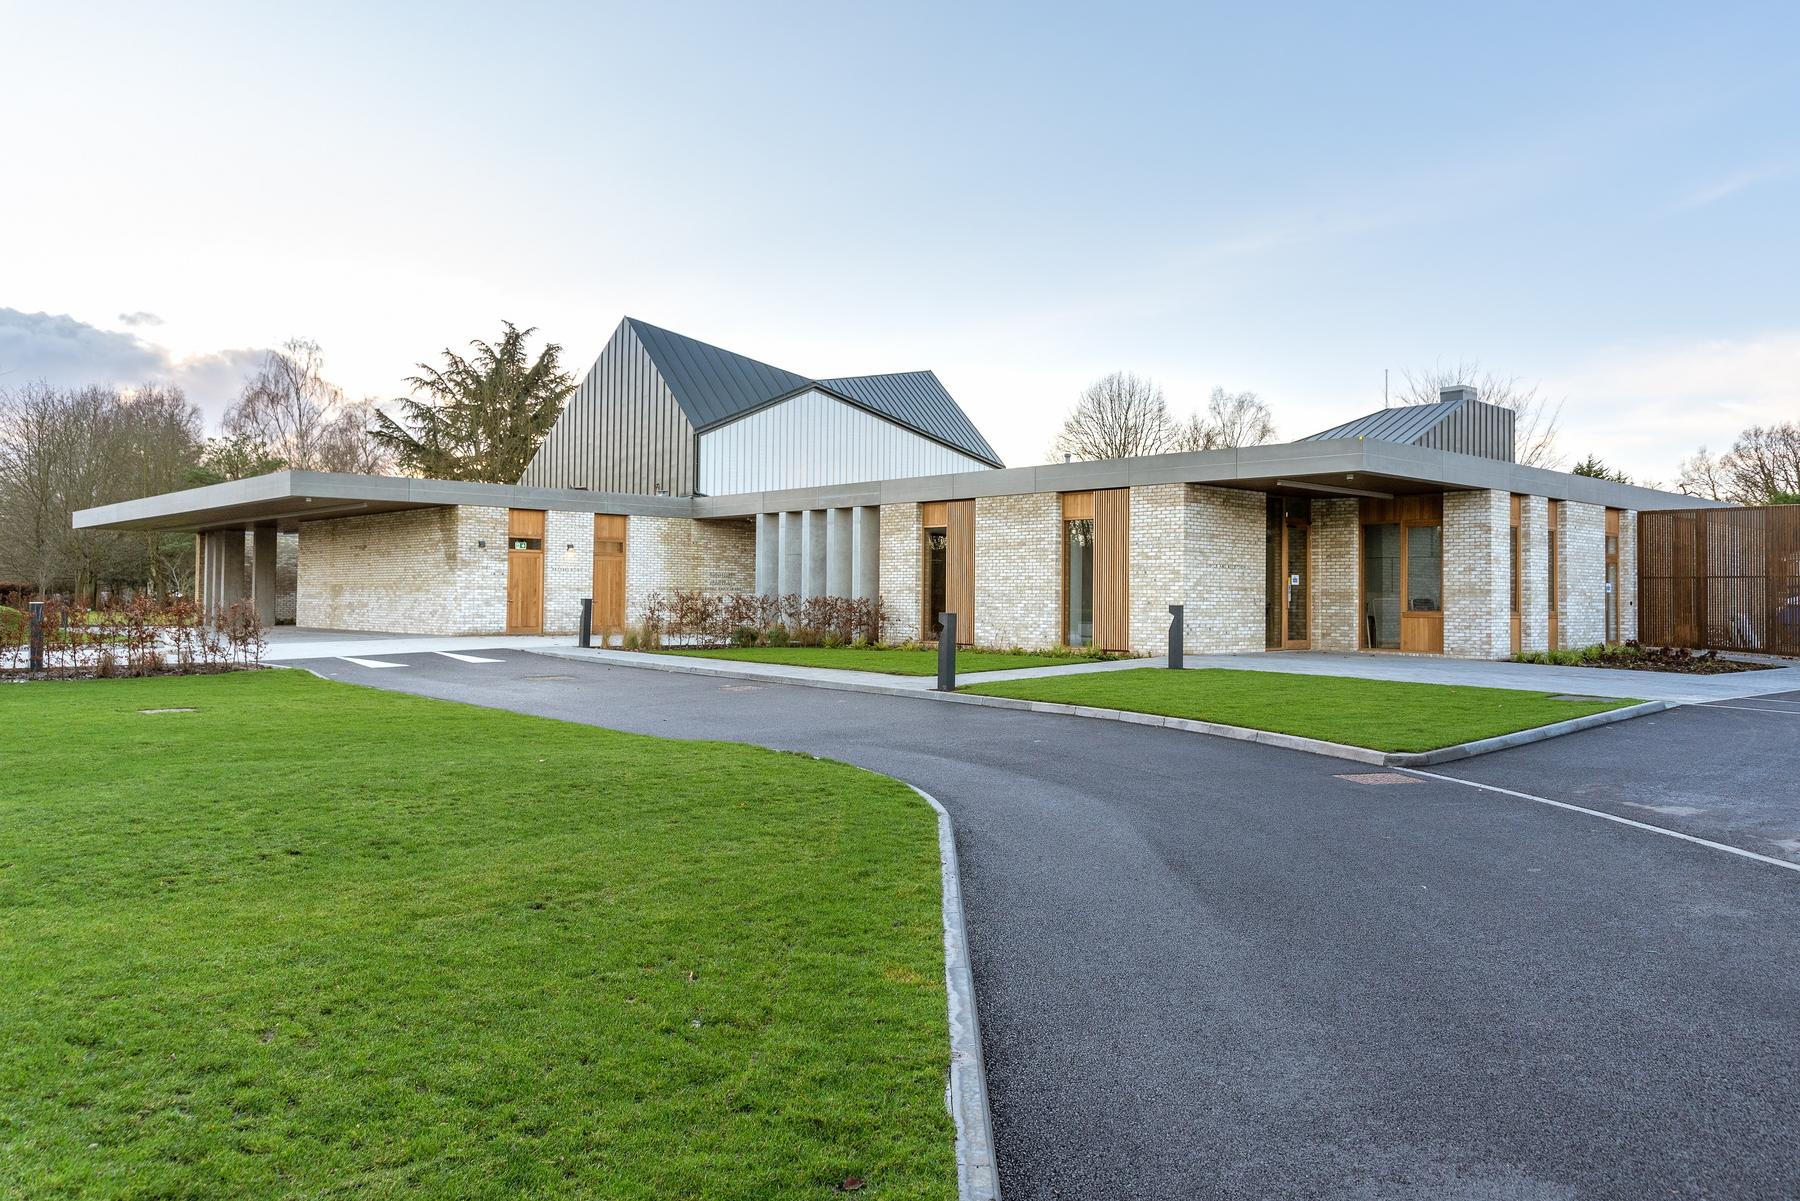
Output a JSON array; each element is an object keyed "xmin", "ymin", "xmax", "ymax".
[{"xmin": 1, "ymin": 0, "xmax": 1796, "ymax": 484}]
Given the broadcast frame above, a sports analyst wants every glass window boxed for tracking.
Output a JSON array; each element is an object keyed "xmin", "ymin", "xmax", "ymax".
[
  {"xmin": 1407, "ymin": 525, "xmax": 1443, "ymax": 612},
  {"xmin": 925, "ymin": 528, "xmax": 947, "ymax": 636},
  {"xmin": 1064, "ymin": 519, "xmax": 1094, "ymax": 646},
  {"xmin": 509, "ymin": 537, "xmax": 542, "ymax": 551},
  {"xmin": 1362, "ymin": 523, "xmax": 1401, "ymax": 648},
  {"xmin": 1265, "ymin": 502, "xmax": 1284, "ymax": 648},
  {"xmin": 1510, "ymin": 526, "xmax": 1521, "ymax": 614},
  {"xmin": 1605, "ymin": 562, "xmax": 1620, "ymax": 642}
]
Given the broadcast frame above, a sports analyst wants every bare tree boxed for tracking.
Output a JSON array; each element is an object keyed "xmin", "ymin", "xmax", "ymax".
[
  {"xmin": 1394, "ymin": 360, "xmax": 1564, "ymax": 468},
  {"xmin": 1675, "ymin": 447, "xmax": 1729, "ymax": 501},
  {"xmin": 1052, "ymin": 372, "xmax": 1180, "ymax": 461},
  {"xmin": 224, "ymin": 339, "xmax": 391, "ymax": 473},
  {"xmin": 1173, "ymin": 387, "xmax": 1277, "ymax": 451}
]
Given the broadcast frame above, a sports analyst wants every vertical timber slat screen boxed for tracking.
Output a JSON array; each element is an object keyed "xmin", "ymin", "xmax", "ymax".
[{"xmin": 1639, "ymin": 506, "xmax": 1800, "ymax": 655}]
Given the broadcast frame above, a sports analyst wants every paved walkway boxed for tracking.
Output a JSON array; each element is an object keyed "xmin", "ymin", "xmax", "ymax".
[
  {"xmin": 1179, "ymin": 649, "xmax": 1800, "ymax": 704},
  {"xmin": 540, "ymin": 646, "xmax": 1154, "ymax": 689},
  {"xmin": 260, "ymin": 628, "xmax": 576, "ymax": 663}
]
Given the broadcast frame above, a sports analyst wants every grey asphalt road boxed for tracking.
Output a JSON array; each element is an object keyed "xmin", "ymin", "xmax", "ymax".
[
  {"xmin": 1436, "ymin": 690, "xmax": 1800, "ymax": 864},
  {"xmin": 295, "ymin": 651, "xmax": 1800, "ymax": 1200}
]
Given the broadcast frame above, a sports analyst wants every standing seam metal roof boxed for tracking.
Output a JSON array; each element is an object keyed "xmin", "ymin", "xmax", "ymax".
[
  {"xmin": 1300, "ymin": 398, "xmax": 1467, "ymax": 443},
  {"xmin": 624, "ymin": 317, "xmax": 1003, "ymax": 467}
]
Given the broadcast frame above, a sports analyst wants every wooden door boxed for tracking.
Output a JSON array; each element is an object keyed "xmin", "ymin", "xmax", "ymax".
[
  {"xmin": 506, "ymin": 508, "xmax": 545, "ymax": 634},
  {"xmin": 1093, "ymin": 487, "xmax": 1131, "ymax": 652},
  {"xmin": 1281, "ymin": 518, "xmax": 1311, "ymax": 649},
  {"xmin": 592, "ymin": 514, "xmax": 627, "ymax": 634}
]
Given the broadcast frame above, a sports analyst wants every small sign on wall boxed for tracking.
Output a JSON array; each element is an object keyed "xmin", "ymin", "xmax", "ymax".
[{"xmin": 1289, "ymin": 574, "xmax": 1301, "ymax": 587}]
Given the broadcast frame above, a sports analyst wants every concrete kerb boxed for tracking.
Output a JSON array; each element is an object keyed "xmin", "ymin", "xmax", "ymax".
[
  {"xmin": 530, "ymin": 647, "xmax": 1671, "ymax": 767},
  {"xmin": 913, "ymin": 785, "xmax": 1002, "ymax": 1201}
]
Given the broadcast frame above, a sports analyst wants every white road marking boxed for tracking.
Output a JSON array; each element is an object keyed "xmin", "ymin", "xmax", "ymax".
[
  {"xmin": 1699, "ymin": 703, "xmax": 1800, "ymax": 716},
  {"xmin": 338, "ymin": 656, "xmax": 406, "ymax": 669},
  {"xmin": 432, "ymin": 651, "xmax": 504, "ymax": 663},
  {"xmin": 1403, "ymin": 768, "xmax": 1800, "ymax": 876}
]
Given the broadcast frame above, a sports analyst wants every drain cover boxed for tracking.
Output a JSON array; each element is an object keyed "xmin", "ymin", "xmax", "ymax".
[
  {"xmin": 1335, "ymin": 772, "xmax": 1422, "ymax": 786},
  {"xmin": 520, "ymin": 674, "xmax": 575, "ymax": 682}
]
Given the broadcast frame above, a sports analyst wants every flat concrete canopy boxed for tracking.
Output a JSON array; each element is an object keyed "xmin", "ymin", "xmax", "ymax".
[
  {"xmin": 73, "ymin": 471, "xmax": 696, "ymax": 533},
  {"xmin": 74, "ymin": 439, "xmax": 1722, "ymax": 533}
]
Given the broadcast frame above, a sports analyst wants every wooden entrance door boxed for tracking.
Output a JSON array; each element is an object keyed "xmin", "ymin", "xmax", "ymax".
[
  {"xmin": 592, "ymin": 514, "xmax": 627, "ymax": 635},
  {"xmin": 506, "ymin": 509, "xmax": 545, "ymax": 634},
  {"xmin": 1278, "ymin": 517, "xmax": 1311, "ymax": 649}
]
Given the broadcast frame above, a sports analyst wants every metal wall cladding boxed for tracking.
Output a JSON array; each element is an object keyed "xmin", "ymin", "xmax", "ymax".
[
  {"xmin": 697, "ymin": 389, "xmax": 992, "ymax": 495},
  {"xmin": 519, "ymin": 322, "xmax": 696, "ymax": 496},
  {"xmin": 1416, "ymin": 399, "xmax": 1516, "ymax": 463}
]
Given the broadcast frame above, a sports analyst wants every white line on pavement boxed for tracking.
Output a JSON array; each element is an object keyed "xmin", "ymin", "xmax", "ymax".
[
  {"xmin": 432, "ymin": 651, "xmax": 505, "ymax": 663},
  {"xmin": 1403, "ymin": 768, "xmax": 1800, "ymax": 876},
  {"xmin": 1699, "ymin": 703, "xmax": 1800, "ymax": 716},
  {"xmin": 338, "ymin": 656, "xmax": 406, "ymax": 669}
]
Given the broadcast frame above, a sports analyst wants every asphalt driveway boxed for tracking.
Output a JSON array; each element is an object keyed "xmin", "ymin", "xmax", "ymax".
[{"xmin": 294, "ymin": 651, "xmax": 1800, "ymax": 1200}]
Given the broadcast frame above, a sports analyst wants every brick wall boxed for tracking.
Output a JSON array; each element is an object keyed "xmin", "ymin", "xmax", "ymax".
[
  {"xmin": 1561, "ymin": 501, "xmax": 1605, "ymax": 647},
  {"xmin": 542, "ymin": 510, "xmax": 595, "ymax": 635},
  {"xmin": 974, "ymin": 493, "xmax": 1061, "ymax": 649},
  {"xmin": 298, "ymin": 506, "xmax": 506, "ymax": 634},
  {"xmin": 879, "ymin": 503, "xmax": 922, "ymax": 642},
  {"xmin": 1128, "ymin": 484, "xmax": 1186, "ymax": 653},
  {"xmin": 1309, "ymin": 498, "xmax": 1359, "ymax": 651},
  {"xmin": 1619, "ymin": 509, "xmax": 1638, "ymax": 641},
  {"xmin": 1178, "ymin": 486, "xmax": 1266, "ymax": 655},
  {"xmin": 624, "ymin": 515, "xmax": 756, "ymax": 621},
  {"xmin": 1443, "ymin": 489, "xmax": 1510, "ymax": 658},
  {"xmin": 1519, "ymin": 496, "xmax": 1550, "ymax": 653}
]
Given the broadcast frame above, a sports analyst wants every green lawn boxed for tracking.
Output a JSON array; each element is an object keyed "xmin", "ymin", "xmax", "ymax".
[
  {"xmin": 0, "ymin": 671, "xmax": 954, "ymax": 1200},
  {"xmin": 962, "ymin": 666, "xmax": 1637, "ymax": 752},
  {"xmin": 662, "ymin": 645, "xmax": 1107, "ymax": 675}
]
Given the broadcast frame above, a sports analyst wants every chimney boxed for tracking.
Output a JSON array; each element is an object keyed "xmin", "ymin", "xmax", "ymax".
[{"xmin": 1438, "ymin": 385, "xmax": 1477, "ymax": 405}]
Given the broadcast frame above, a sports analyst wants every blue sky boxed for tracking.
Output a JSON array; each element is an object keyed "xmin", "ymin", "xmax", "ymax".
[{"xmin": 2, "ymin": 1, "xmax": 1795, "ymax": 482}]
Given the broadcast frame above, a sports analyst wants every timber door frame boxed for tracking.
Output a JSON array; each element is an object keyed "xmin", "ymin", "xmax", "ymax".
[
  {"xmin": 592, "ymin": 514, "xmax": 627, "ymax": 638},
  {"xmin": 1092, "ymin": 488, "xmax": 1131, "ymax": 652},
  {"xmin": 1358, "ymin": 495, "xmax": 1446, "ymax": 654},
  {"xmin": 506, "ymin": 508, "xmax": 546, "ymax": 634},
  {"xmin": 1276, "ymin": 515, "xmax": 1312, "ymax": 650},
  {"xmin": 919, "ymin": 501, "xmax": 974, "ymax": 645}
]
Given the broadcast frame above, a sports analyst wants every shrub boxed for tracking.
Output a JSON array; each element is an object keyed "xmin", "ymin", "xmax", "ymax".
[
  {"xmin": 730, "ymin": 625, "xmax": 759, "ymax": 647},
  {"xmin": 764, "ymin": 624, "xmax": 791, "ymax": 647}
]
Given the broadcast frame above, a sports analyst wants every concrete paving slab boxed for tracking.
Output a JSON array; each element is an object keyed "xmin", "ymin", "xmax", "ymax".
[{"xmin": 261, "ymin": 629, "xmax": 577, "ymax": 662}]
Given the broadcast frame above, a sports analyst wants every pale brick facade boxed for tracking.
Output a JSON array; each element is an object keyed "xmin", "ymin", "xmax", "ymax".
[
  {"xmin": 1308, "ymin": 498, "xmax": 1359, "ymax": 651},
  {"xmin": 878, "ymin": 503, "xmax": 923, "ymax": 643},
  {"xmin": 974, "ymin": 493, "xmax": 1061, "ymax": 649},
  {"xmin": 1442, "ymin": 489, "xmax": 1511, "ymax": 658},
  {"xmin": 1561, "ymin": 501, "xmax": 1606, "ymax": 648},
  {"xmin": 1518, "ymin": 496, "xmax": 1551, "ymax": 653},
  {"xmin": 1128, "ymin": 484, "xmax": 1186, "ymax": 654},
  {"xmin": 1619, "ymin": 509, "xmax": 1638, "ymax": 642},
  {"xmin": 1124, "ymin": 484, "xmax": 1265, "ymax": 656},
  {"xmin": 624, "ymin": 515, "xmax": 756, "ymax": 621},
  {"xmin": 298, "ymin": 506, "xmax": 506, "ymax": 634},
  {"xmin": 543, "ymin": 509, "xmax": 596, "ymax": 634}
]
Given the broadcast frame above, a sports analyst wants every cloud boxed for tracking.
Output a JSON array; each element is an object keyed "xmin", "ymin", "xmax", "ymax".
[
  {"xmin": 0, "ymin": 307, "xmax": 267, "ymax": 427},
  {"xmin": 1550, "ymin": 331, "xmax": 1800, "ymax": 481},
  {"xmin": 1671, "ymin": 164, "xmax": 1792, "ymax": 212},
  {"xmin": 117, "ymin": 310, "xmax": 164, "ymax": 327}
]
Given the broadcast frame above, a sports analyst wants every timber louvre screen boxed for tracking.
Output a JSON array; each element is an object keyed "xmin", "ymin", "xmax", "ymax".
[{"xmin": 1639, "ymin": 506, "xmax": 1800, "ymax": 656}]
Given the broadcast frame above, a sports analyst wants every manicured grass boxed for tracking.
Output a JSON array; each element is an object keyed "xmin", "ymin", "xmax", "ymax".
[
  {"xmin": 0, "ymin": 671, "xmax": 954, "ymax": 1200},
  {"xmin": 962, "ymin": 666, "xmax": 1638, "ymax": 752},
  {"xmin": 662, "ymin": 645, "xmax": 1107, "ymax": 675}
]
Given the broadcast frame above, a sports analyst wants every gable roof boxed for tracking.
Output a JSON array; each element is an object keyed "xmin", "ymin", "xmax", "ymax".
[
  {"xmin": 1299, "ymin": 390, "xmax": 1516, "ymax": 463},
  {"xmin": 1301, "ymin": 402, "xmax": 1462, "ymax": 444},
  {"xmin": 624, "ymin": 317, "xmax": 1003, "ymax": 467},
  {"xmin": 815, "ymin": 371, "xmax": 1003, "ymax": 467}
]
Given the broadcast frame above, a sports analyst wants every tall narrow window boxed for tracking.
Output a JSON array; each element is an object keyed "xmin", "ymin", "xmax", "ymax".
[
  {"xmin": 1407, "ymin": 525, "xmax": 1443, "ymax": 613},
  {"xmin": 1363, "ymin": 523, "xmax": 1401, "ymax": 648},
  {"xmin": 1605, "ymin": 508, "xmax": 1621, "ymax": 644},
  {"xmin": 1064, "ymin": 519, "xmax": 1093, "ymax": 646},
  {"xmin": 1547, "ymin": 499, "xmax": 1561, "ymax": 650},
  {"xmin": 924, "ymin": 527, "xmax": 948, "ymax": 637}
]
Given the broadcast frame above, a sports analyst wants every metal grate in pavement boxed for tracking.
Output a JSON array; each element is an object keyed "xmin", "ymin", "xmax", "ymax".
[{"xmin": 1335, "ymin": 772, "xmax": 1423, "ymax": 786}]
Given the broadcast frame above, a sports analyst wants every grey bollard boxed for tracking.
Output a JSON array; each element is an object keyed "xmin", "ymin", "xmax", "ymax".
[
  {"xmin": 1168, "ymin": 603, "xmax": 1184, "ymax": 669},
  {"xmin": 28, "ymin": 600, "xmax": 44, "ymax": 672},
  {"xmin": 936, "ymin": 612, "xmax": 957, "ymax": 692},
  {"xmin": 578, "ymin": 597, "xmax": 593, "ymax": 648}
]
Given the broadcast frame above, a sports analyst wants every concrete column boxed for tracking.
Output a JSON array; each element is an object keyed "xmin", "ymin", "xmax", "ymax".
[
  {"xmin": 777, "ymin": 512, "xmax": 803, "ymax": 597},
  {"xmin": 252, "ymin": 525, "xmax": 278, "ymax": 627},
  {"xmin": 200, "ymin": 531, "xmax": 222, "ymax": 617},
  {"xmin": 755, "ymin": 513, "xmax": 781, "ymax": 598},
  {"xmin": 825, "ymin": 508, "xmax": 853, "ymax": 597},
  {"xmin": 851, "ymin": 507, "xmax": 880, "ymax": 602},
  {"xmin": 215, "ymin": 530, "xmax": 246, "ymax": 613},
  {"xmin": 800, "ymin": 509, "xmax": 828, "ymax": 598}
]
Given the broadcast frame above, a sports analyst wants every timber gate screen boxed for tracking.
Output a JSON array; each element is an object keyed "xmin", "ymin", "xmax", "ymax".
[{"xmin": 1639, "ymin": 506, "xmax": 1800, "ymax": 655}]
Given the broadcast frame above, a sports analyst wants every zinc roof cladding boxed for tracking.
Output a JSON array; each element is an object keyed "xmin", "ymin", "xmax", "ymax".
[{"xmin": 625, "ymin": 318, "xmax": 1003, "ymax": 466}]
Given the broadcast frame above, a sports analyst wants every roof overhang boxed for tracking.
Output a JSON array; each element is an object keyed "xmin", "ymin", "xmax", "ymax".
[
  {"xmin": 690, "ymin": 439, "xmax": 1729, "ymax": 517},
  {"xmin": 73, "ymin": 471, "xmax": 698, "ymax": 533}
]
